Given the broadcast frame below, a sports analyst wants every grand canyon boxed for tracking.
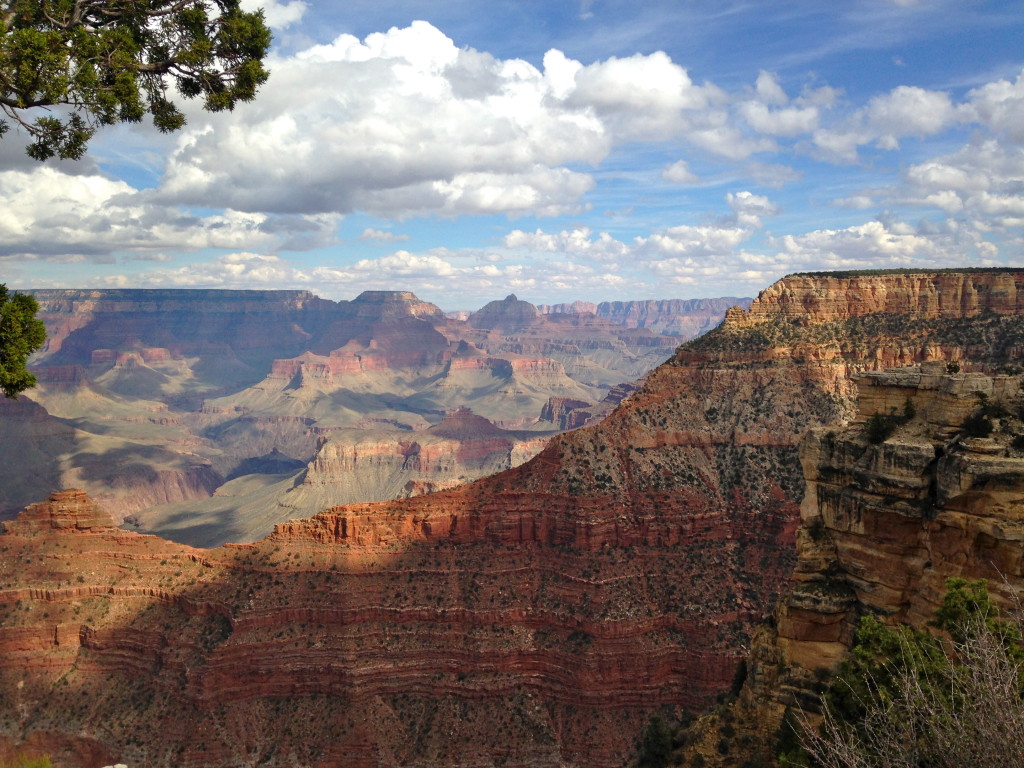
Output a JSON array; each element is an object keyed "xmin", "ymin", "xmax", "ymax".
[
  {"xmin": 2, "ymin": 290, "xmax": 744, "ymax": 546},
  {"xmin": 3, "ymin": 269, "xmax": 1024, "ymax": 767}
]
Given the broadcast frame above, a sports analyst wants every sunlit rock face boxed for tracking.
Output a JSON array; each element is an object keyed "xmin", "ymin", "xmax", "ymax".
[
  {"xmin": 680, "ymin": 362, "xmax": 1024, "ymax": 766},
  {"xmin": 3, "ymin": 270, "xmax": 1024, "ymax": 767},
  {"xmin": 746, "ymin": 271, "xmax": 1024, "ymax": 322}
]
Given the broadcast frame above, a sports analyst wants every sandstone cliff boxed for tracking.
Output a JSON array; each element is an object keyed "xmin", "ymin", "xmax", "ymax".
[
  {"xmin": 748, "ymin": 269, "xmax": 1024, "ymax": 321},
  {"xmin": 676, "ymin": 364, "xmax": 1024, "ymax": 765}
]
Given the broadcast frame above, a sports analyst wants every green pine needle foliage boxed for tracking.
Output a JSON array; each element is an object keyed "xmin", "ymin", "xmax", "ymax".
[{"xmin": 0, "ymin": 0, "xmax": 272, "ymax": 158}]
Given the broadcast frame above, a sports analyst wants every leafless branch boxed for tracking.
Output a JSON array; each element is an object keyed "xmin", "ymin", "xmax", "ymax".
[{"xmin": 799, "ymin": 614, "xmax": 1024, "ymax": 768}]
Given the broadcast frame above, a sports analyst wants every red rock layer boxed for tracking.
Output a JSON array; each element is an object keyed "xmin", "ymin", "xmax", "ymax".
[
  {"xmin": 746, "ymin": 270, "xmax": 1024, "ymax": 321},
  {"xmin": 6, "ymin": 271, "xmax": 1024, "ymax": 767}
]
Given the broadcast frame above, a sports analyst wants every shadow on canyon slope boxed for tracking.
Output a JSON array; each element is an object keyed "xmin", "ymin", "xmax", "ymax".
[
  {"xmin": 0, "ymin": 462, "xmax": 800, "ymax": 768},
  {"xmin": 0, "ymin": 397, "xmax": 79, "ymax": 519}
]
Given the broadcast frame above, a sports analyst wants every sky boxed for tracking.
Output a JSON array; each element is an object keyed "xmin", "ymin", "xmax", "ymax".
[{"xmin": 2, "ymin": 0, "xmax": 1023, "ymax": 310}]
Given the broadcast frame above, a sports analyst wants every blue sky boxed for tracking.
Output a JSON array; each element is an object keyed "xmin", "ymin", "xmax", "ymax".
[{"xmin": 2, "ymin": 0, "xmax": 1023, "ymax": 309}]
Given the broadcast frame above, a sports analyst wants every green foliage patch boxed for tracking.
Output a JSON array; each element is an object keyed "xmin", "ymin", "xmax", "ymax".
[
  {"xmin": 0, "ymin": 284, "xmax": 47, "ymax": 398},
  {"xmin": 791, "ymin": 578, "xmax": 1024, "ymax": 768},
  {"xmin": 0, "ymin": 0, "xmax": 272, "ymax": 158}
]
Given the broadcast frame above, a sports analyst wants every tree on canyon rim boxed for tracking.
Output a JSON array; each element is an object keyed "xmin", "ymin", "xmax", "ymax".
[
  {"xmin": 0, "ymin": 284, "xmax": 46, "ymax": 399},
  {"xmin": 0, "ymin": 0, "xmax": 271, "ymax": 159}
]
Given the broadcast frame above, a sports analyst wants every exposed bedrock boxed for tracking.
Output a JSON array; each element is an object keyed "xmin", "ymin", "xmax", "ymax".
[
  {"xmin": 682, "ymin": 361, "xmax": 1024, "ymax": 765},
  {"xmin": 5, "ymin": 270, "xmax": 1024, "ymax": 767}
]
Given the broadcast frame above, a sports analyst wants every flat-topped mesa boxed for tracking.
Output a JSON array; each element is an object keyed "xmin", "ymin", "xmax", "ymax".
[
  {"xmin": 29, "ymin": 288, "xmax": 321, "ymax": 312},
  {"xmin": 595, "ymin": 297, "xmax": 752, "ymax": 335},
  {"xmin": 3, "ymin": 490, "xmax": 114, "ymax": 534},
  {"xmin": 729, "ymin": 269, "xmax": 1024, "ymax": 325},
  {"xmin": 30, "ymin": 288, "xmax": 338, "ymax": 363},
  {"xmin": 537, "ymin": 300, "xmax": 599, "ymax": 316},
  {"xmin": 537, "ymin": 297, "xmax": 753, "ymax": 339},
  {"xmin": 426, "ymin": 407, "xmax": 506, "ymax": 438},
  {"xmin": 349, "ymin": 290, "xmax": 445, "ymax": 322}
]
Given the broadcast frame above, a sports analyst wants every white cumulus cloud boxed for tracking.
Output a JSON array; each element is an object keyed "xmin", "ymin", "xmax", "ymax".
[{"xmin": 240, "ymin": 0, "xmax": 308, "ymax": 29}]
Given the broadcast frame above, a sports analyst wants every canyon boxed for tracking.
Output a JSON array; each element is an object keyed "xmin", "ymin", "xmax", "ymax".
[
  {"xmin": 5, "ymin": 289, "xmax": 737, "ymax": 545},
  {"xmin": 2, "ymin": 269, "xmax": 1024, "ymax": 767}
]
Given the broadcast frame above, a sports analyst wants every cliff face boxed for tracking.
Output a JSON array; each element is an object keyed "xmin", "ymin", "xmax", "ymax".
[
  {"xmin": 538, "ymin": 297, "xmax": 752, "ymax": 338},
  {"xmin": 5, "ymin": 270, "xmax": 1024, "ymax": 767},
  {"xmin": 29, "ymin": 288, "xmax": 331, "ymax": 364},
  {"xmin": 747, "ymin": 270, "xmax": 1024, "ymax": 321},
  {"xmin": 680, "ymin": 361, "xmax": 1024, "ymax": 766}
]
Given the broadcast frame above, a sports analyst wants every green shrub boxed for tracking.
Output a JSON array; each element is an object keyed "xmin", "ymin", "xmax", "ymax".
[
  {"xmin": 962, "ymin": 411, "xmax": 993, "ymax": 438},
  {"xmin": 801, "ymin": 579, "xmax": 1024, "ymax": 768},
  {"xmin": 637, "ymin": 715, "xmax": 673, "ymax": 768},
  {"xmin": 2, "ymin": 757, "xmax": 53, "ymax": 768},
  {"xmin": 865, "ymin": 412, "xmax": 897, "ymax": 444},
  {"xmin": 902, "ymin": 397, "xmax": 916, "ymax": 420}
]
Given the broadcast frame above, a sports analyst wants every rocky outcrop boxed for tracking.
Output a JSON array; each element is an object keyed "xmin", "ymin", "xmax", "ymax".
[
  {"xmin": 2, "ymin": 489, "xmax": 114, "ymax": 534},
  {"xmin": 539, "ymin": 397, "xmax": 593, "ymax": 430},
  {"xmin": 746, "ymin": 269, "xmax": 1024, "ymax": 322},
  {"xmin": 294, "ymin": 410, "xmax": 553, "ymax": 503},
  {"xmin": 538, "ymin": 379, "xmax": 645, "ymax": 431},
  {"xmin": 468, "ymin": 294, "xmax": 542, "ymax": 331},
  {"xmin": 679, "ymin": 362, "xmax": 1024, "ymax": 766}
]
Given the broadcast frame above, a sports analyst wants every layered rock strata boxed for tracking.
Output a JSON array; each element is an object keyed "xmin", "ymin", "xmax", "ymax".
[
  {"xmin": 5, "ymin": 270, "xmax": 1024, "ymax": 767},
  {"xmin": 12, "ymin": 289, "xmax": 685, "ymax": 531},
  {"xmin": 0, "ymin": 486, "xmax": 793, "ymax": 768},
  {"xmin": 538, "ymin": 297, "xmax": 753, "ymax": 338},
  {"xmin": 680, "ymin": 361, "xmax": 1024, "ymax": 765},
  {"xmin": 749, "ymin": 269, "xmax": 1024, "ymax": 321}
]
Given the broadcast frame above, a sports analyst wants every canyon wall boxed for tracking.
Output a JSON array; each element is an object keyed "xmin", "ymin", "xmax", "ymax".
[
  {"xmin": 538, "ymin": 297, "xmax": 752, "ymax": 338},
  {"xmin": 3, "ymin": 270, "xmax": 1024, "ymax": 767},
  {"xmin": 677, "ymin": 362, "xmax": 1024, "ymax": 765},
  {"xmin": 747, "ymin": 270, "xmax": 1024, "ymax": 321}
]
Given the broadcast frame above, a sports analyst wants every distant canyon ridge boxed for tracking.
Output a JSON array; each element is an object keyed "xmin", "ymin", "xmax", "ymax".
[{"xmin": 2, "ymin": 289, "xmax": 748, "ymax": 546}]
